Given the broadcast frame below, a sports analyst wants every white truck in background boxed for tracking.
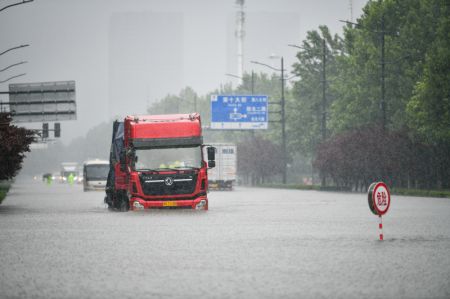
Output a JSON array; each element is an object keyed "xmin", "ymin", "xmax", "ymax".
[
  {"xmin": 207, "ymin": 143, "xmax": 237, "ymax": 190},
  {"xmin": 59, "ymin": 162, "xmax": 80, "ymax": 183}
]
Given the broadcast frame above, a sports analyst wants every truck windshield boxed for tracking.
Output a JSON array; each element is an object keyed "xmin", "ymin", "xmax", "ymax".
[
  {"xmin": 85, "ymin": 164, "xmax": 109, "ymax": 180},
  {"xmin": 135, "ymin": 146, "xmax": 202, "ymax": 171}
]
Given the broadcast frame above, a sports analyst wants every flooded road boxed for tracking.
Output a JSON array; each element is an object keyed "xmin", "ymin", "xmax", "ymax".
[{"xmin": 1, "ymin": 174, "xmax": 449, "ymax": 298}]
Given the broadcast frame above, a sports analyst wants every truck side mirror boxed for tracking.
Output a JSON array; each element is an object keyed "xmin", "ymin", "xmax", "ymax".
[{"xmin": 207, "ymin": 146, "xmax": 216, "ymax": 168}]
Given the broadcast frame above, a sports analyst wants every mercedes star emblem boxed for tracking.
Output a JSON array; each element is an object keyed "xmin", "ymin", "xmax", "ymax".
[{"xmin": 164, "ymin": 177, "xmax": 174, "ymax": 186}]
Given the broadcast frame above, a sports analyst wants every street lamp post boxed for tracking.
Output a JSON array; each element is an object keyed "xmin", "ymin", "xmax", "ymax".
[
  {"xmin": 0, "ymin": 61, "xmax": 27, "ymax": 73},
  {"xmin": 0, "ymin": 0, "xmax": 33, "ymax": 13},
  {"xmin": 0, "ymin": 46, "xmax": 29, "ymax": 86},
  {"xmin": 0, "ymin": 45, "xmax": 29, "ymax": 57},
  {"xmin": 251, "ymin": 57, "xmax": 287, "ymax": 184},
  {"xmin": 0, "ymin": 73, "xmax": 26, "ymax": 84},
  {"xmin": 280, "ymin": 57, "xmax": 286, "ymax": 185}
]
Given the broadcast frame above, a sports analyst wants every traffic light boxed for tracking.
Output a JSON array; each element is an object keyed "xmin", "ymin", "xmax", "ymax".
[
  {"xmin": 42, "ymin": 123, "xmax": 49, "ymax": 138},
  {"xmin": 54, "ymin": 123, "xmax": 61, "ymax": 138}
]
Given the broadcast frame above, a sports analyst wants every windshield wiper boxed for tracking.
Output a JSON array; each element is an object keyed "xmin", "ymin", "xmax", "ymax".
[
  {"xmin": 143, "ymin": 167, "xmax": 180, "ymax": 171},
  {"xmin": 138, "ymin": 166, "xmax": 199, "ymax": 172},
  {"xmin": 137, "ymin": 168, "xmax": 159, "ymax": 172},
  {"xmin": 173, "ymin": 166, "xmax": 199, "ymax": 170}
]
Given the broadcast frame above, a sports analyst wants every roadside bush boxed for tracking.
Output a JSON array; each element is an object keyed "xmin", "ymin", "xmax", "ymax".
[
  {"xmin": 313, "ymin": 125, "xmax": 441, "ymax": 191},
  {"xmin": 237, "ymin": 136, "xmax": 284, "ymax": 185}
]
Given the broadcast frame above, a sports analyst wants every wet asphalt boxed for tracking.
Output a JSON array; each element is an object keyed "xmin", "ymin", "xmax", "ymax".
[{"xmin": 1, "ymin": 175, "xmax": 449, "ymax": 298}]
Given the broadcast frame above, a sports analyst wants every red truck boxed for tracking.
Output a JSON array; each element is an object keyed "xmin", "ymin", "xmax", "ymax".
[{"xmin": 104, "ymin": 113, "xmax": 215, "ymax": 211}]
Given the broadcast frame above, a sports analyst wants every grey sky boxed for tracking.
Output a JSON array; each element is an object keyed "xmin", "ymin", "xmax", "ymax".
[{"xmin": 0, "ymin": 0, "xmax": 367, "ymax": 144}]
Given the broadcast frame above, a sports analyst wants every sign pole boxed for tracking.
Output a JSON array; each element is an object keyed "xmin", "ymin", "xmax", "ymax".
[{"xmin": 379, "ymin": 215, "xmax": 383, "ymax": 241}]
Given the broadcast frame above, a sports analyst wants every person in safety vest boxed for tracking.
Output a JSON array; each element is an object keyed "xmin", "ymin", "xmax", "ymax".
[{"xmin": 68, "ymin": 173, "xmax": 75, "ymax": 185}]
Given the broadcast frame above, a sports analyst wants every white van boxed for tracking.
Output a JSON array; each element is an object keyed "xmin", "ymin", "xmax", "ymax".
[{"xmin": 83, "ymin": 160, "xmax": 109, "ymax": 191}]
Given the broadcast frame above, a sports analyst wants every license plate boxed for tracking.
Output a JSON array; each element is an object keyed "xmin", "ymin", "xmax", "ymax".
[{"xmin": 163, "ymin": 201, "xmax": 177, "ymax": 207}]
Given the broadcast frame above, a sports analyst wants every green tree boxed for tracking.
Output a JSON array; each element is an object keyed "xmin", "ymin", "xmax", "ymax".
[
  {"xmin": 407, "ymin": 1, "xmax": 450, "ymax": 143},
  {"xmin": 321, "ymin": 0, "xmax": 450, "ymax": 189},
  {"xmin": 330, "ymin": 0, "xmax": 445, "ymax": 132},
  {"xmin": 289, "ymin": 25, "xmax": 344, "ymax": 159}
]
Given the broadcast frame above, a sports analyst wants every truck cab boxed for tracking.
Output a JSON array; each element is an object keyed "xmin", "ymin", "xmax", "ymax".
[{"xmin": 105, "ymin": 113, "xmax": 215, "ymax": 211}]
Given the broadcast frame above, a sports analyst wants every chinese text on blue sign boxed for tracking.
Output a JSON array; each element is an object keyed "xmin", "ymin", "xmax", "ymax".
[{"xmin": 210, "ymin": 95, "xmax": 268, "ymax": 130}]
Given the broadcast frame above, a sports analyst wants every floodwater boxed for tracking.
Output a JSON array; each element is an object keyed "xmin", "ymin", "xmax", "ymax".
[{"xmin": 0, "ymin": 174, "xmax": 449, "ymax": 298}]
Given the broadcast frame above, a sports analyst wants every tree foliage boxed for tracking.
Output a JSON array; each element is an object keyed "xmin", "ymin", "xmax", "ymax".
[
  {"xmin": 0, "ymin": 113, "xmax": 35, "ymax": 180},
  {"xmin": 288, "ymin": 0, "xmax": 450, "ymax": 189},
  {"xmin": 406, "ymin": 1, "xmax": 450, "ymax": 143},
  {"xmin": 314, "ymin": 125, "xmax": 439, "ymax": 190},
  {"xmin": 237, "ymin": 136, "xmax": 283, "ymax": 184},
  {"xmin": 289, "ymin": 25, "xmax": 344, "ymax": 156}
]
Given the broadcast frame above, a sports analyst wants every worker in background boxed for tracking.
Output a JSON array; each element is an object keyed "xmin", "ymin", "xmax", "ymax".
[{"xmin": 68, "ymin": 173, "xmax": 75, "ymax": 185}]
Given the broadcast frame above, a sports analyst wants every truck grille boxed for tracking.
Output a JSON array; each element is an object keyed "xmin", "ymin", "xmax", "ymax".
[{"xmin": 139, "ymin": 172, "xmax": 197, "ymax": 196}]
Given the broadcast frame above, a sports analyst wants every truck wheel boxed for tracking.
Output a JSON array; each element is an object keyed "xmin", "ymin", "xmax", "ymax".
[
  {"xmin": 118, "ymin": 191, "xmax": 129, "ymax": 212},
  {"xmin": 119, "ymin": 199, "xmax": 129, "ymax": 212},
  {"xmin": 104, "ymin": 196, "xmax": 114, "ymax": 210}
]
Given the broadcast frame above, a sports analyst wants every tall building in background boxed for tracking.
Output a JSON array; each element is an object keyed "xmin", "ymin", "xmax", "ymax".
[{"xmin": 108, "ymin": 12, "xmax": 183, "ymax": 119}]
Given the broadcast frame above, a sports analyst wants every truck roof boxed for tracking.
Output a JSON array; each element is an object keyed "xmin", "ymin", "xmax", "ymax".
[{"xmin": 125, "ymin": 113, "xmax": 202, "ymax": 142}]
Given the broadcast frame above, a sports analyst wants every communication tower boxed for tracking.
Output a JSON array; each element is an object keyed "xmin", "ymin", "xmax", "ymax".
[{"xmin": 235, "ymin": 0, "xmax": 245, "ymax": 85}]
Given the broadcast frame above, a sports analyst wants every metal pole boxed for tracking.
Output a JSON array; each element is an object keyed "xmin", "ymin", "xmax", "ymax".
[
  {"xmin": 379, "ymin": 215, "xmax": 384, "ymax": 241},
  {"xmin": 251, "ymin": 70, "xmax": 255, "ymax": 95},
  {"xmin": 321, "ymin": 38, "xmax": 327, "ymax": 141},
  {"xmin": 0, "ymin": 44, "xmax": 29, "ymax": 57},
  {"xmin": 250, "ymin": 70, "xmax": 255, "ymax": 138},
  {"xmin": 0, "ymin": 0, "xmax": 33, "ymax": 13},
  {"xmin": 380, "ymin": 15, "xmax": 386, "ymax": 131},
  {"xmin": 281, "ymin": 57, "xmax": 287, "ymax": 184},
  {"xmin": 0, "ymin": 61, "xmax": 27, "ymax": 73},
  {"xmin": 321, "ymin": 39, "xmax": 327, "ymax": 187},
  {"xmin": 0, "ymin": 73, "xmax": 26, "ymax": 84}
]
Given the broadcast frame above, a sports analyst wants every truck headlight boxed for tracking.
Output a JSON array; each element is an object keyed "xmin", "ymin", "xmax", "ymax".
[
  {"xmin": 133, "ymin": 201, "xmax": 144, "ymax": 210},
  {"xmin": 195, "ymin": 200, "xmax": 207, "ymax": 210}
]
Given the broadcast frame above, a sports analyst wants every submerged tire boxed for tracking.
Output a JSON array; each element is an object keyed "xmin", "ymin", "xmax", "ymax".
[
  {"xmin": 119, "ymin": 198, "xmax": 129, "ymax": 212},
  {"xmin": 104, "ymin": 196, "xmax": 114, "ymax": 210},
  {"xmin": 117, "ymin": 191, "xmax": 129, "ymax": 212}
]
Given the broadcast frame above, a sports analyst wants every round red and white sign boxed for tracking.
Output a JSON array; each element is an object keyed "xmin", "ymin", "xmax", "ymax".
[{"xmin": 368, "ymin": 182, "xmax": 391, "ymax": 216}]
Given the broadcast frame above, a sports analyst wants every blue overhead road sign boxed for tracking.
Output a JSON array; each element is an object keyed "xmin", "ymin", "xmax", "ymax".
[{"xmin": 210, "ymin": 95, "xmax": 268, "ymax": 130}]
